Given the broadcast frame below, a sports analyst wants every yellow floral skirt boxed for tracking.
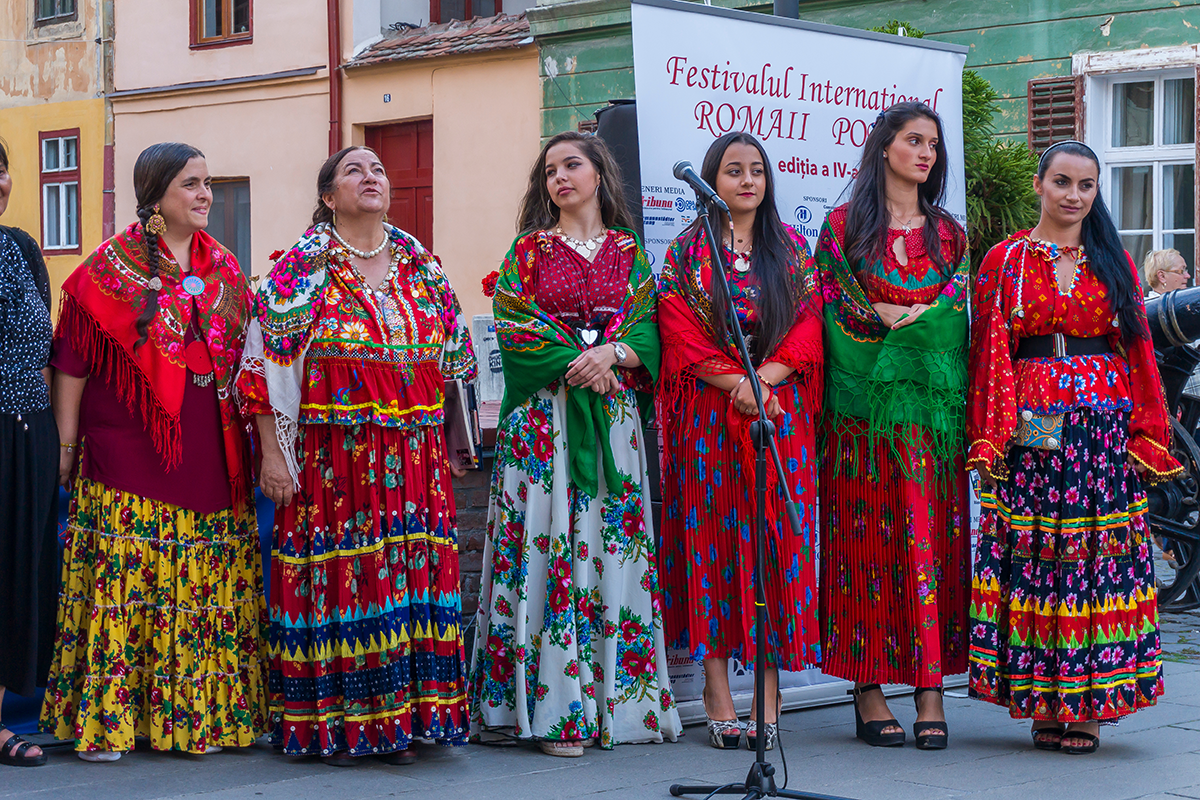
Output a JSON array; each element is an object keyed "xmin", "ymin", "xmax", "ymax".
[{"xmin": 39, "ymin": 475, "xmax": 269, "ymax": 753}]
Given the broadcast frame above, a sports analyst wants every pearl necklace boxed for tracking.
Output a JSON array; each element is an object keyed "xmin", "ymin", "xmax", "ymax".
[
  {"xmin": 331, "ymin": 225, "xmax": 389, "ymax": 259},
  {"xmin": 555, "ymin": 226, "xmax": 607, "ymax": 258}
]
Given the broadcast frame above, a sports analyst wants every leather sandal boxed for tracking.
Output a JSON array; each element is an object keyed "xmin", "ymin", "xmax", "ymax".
[
  {"xmin": 849, "ymin": 684, "xmax": 904, "ymax": 747},
  {"xmin": 1031, "ymin": 723, "xmax": 1066, "ymax": 751},
  {"xmin": 1061, "ymin": 729, "xmax": 1100, "ymax": 755},
  {"xmin": 912, "ymin": 687, "xmax": 948, "ymax": 750},
  {"xmin": 0, "ymin": 727, "xmax": 47, "ymax": 767}
]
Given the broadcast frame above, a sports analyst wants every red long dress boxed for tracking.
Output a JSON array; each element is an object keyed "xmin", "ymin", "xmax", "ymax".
[
  {"xmin": 818, "ymin": 206, "xmax": 971, "ymax": 686},
  {"xmin": 657, "ymin": 226, "xmax": 823, "ymax": 671}
]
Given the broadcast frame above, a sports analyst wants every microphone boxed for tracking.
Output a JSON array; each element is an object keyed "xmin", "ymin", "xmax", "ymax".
[{"xmin": 672, "ymin": 161, "xmax": 729, "ymax": 211}]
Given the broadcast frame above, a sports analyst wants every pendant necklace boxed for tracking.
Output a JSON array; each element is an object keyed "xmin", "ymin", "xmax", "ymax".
[
  {"xmin": 889, "ymin": 211, "xmax": 922, "ymax": 234},
  {"xmin": 555, "ymin": 226, "xmax": 606, "ymax": 258},
  {"xmin": 727, "ymin": 221, "xmax": 752, "ymax": 273},
  {"xmin": 332, "ymin": 225, "xmax": 390, "ymax": 259}
]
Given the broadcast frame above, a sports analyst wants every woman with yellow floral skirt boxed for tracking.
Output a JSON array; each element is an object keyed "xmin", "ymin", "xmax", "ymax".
[{"xmin": 41, "ymin": 142, "xmax": 267, "ymax": 762}]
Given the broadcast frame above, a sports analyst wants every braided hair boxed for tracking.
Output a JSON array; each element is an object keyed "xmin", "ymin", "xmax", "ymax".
[{"xmin": 131, "ymin": 142, "xmax": 204, "ymax": 350}]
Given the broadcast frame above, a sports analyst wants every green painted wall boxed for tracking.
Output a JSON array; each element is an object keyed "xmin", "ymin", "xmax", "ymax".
[{"xmin": 530, "ymin": 0, "xmax": 1200, "ymax": 140}]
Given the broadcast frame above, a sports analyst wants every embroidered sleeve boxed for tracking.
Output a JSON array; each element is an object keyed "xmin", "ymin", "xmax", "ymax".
[
  {"xmin": 1122, "ymin": 253, "xmax": 1182, "ymax": 483},
  {"xmin": 425, "ymin": 254, "xmax": 478, "ymax": 382},
  {"xmin": 966, "ymin": 242, "xmax": 1018, "ymax": 479}
]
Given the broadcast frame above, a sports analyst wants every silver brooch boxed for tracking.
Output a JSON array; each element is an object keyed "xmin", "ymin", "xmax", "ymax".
[{"xmin": 147, "ymin": 276, "xmax": 163, "ymax": 291}]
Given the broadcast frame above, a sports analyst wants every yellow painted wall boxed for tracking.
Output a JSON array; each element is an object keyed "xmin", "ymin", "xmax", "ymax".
[
  {"xmin": 0, "ymin": 97, "xmax": 108, "ymax": 307},
  {"xmin": 342, "ymin": 49, "xmax": 542, "ymax": 321},
  {"xmin": 111, "ymin": 77, "xmax": 331, "ymax": 279}
]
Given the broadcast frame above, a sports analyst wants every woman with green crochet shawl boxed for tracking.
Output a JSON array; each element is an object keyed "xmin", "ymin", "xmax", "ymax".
[
  {"xmin": 467, "ymin": 132, "xmax": 681, "ymax": 757},
  {"xmin": 816, "ymin": 103, "xmax": 971, "ymax": 750}
]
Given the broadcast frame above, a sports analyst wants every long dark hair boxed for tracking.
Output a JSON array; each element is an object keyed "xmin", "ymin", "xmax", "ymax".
[
  {"xmin": 516, "ymin": 131, "xmax": 635, "ymax": 236},
  {"xmin": 843, "ymin": 101, "xmax": 964, "ymax": 278},
  {"xmin": 685, "ymin": 132, "xmax": 800, "ymax": 362},
  {"xmin": 312, "ymin": 145, "xmax": 379, "ymax": 226},
  {"xmin": 1038, "ymin": 141, "xmax": 1146, "ymax": 344},
  {"xmin": 133, "ymin": 142, "xmax": 204, "ymax": 350}
]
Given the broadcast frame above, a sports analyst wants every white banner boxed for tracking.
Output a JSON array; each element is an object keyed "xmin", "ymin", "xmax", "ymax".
[
  {"xmin": 632, "ymin": 0, "xmax": 970, "ymax": 706},
  {"xmin": 631, "ymin": 0, "xmax": 968, "ymax": 272}
]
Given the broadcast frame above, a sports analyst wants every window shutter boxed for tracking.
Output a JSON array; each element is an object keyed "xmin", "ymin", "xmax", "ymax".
[{"xmin": 1027, "ymin": 76, "xmax": 1082, "ymax": 153}]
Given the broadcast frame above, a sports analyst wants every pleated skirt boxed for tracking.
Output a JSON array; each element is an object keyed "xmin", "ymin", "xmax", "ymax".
[
  {"xmin": 0, "ymin": 408, "xmax": 60, "ymax": 696},
  {"xmin": 819, "ymin": 418, "xmax": 971, "ymax": 686},
  {"xmin": 659, "ymin": 378, "xmax": 821, "ymax": 671}
]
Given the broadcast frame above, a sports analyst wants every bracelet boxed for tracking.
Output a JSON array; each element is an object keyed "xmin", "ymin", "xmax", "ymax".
[
  {"xmin": 756, "ymin": 372, "xmax": 776, "ymax": 388},
  {"xmin": 60, "ymin": 442, "xmax": 77, "ymax": 451}
]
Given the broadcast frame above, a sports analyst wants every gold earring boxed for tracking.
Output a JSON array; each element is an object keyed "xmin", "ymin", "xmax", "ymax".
[{"xmin": 147, "ymin": 203, "xmax": 167, "ymax": 236}]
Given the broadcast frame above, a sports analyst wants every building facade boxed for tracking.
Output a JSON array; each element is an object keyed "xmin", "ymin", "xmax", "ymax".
[{"xmin": 0, "ymin": 0, "xmax": 113, "ymax": 303}]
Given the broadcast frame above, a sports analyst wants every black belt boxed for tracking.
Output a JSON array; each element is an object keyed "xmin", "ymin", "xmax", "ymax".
[{"xmin": 1015, "ymin": 333, "xmax": 1113, "ymax": 359}]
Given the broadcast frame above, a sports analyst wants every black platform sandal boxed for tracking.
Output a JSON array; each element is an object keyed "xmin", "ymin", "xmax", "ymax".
[
  {"xmin": 912, "ymin": 687, "xmax": 948, "ymax": 750},
  {"xmin": 1061, "ymin": 729, "xmax": 1100, "ymax": 755},
  {"xmin": 0, "ymin": 727, "xmax": 48, "ymax": 767},
  {"xmin": 849, "ymin": 684, "xmax": 905, "ymax": 747},
  {"xmin": 1031, "ymin": 723, "xmax": 1065, "ymax": 751}
]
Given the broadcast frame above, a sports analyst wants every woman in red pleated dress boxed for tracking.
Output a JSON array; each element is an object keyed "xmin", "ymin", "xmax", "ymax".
[
  {"xmin": 658, "ymin": 132, "xmax": 823, "ymax": 752},
  {"xmin": 816, "ymin": 102, "xmax": 971, "ymax": 750}
]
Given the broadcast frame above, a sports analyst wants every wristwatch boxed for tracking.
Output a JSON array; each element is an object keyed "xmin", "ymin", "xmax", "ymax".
[{"xmin": 612, "ymin": 342, "xmax": 628, "ymax": 365}]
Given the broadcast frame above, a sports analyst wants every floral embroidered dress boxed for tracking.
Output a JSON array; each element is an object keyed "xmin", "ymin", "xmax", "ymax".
[
  {"xmin": 657, "ymin": 226, "xmax": 823, "ymax": 670},
  {"xmin": 468, "ymin": 229, "xmax": 681, "ymax": 748},
  {"xmin": 966, "ymin": 232, "xmax": 1179, "ymax": 722},
  {"xmin": 41, "ymin": 224, "xmax": 267, "ymax": 753},
  {"xmin": 817, "ymin": 204, "xmax": 972, "ymax": 687},
  {"xmin": 236, "ymin": 224, "xmax": 477, "ymax": 756}
]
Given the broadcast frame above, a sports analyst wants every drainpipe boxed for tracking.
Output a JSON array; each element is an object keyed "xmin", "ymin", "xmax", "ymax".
[{"xmin": 327, "ymin": 0, "xmax": 343, "ymax": 155}]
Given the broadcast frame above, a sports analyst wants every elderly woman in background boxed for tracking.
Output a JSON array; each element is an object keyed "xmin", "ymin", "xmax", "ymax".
[
  {"xmin": 237, "ymin": 146, "xmax": 477, "ymax": 767},
  {"xmin": 42, "ymin": 142, "xmax": 266, "ymax": 762},
  {"xmin": 0, "ymin": 139, "xmax": 56, "ymax": 768},
  {"xmin": 1143, "ymin": 248, "xmax": 1190, "ymax": 299}
]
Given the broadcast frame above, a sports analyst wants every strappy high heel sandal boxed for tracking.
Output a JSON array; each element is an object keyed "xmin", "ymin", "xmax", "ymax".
[
  {"xmin": 746, "ymin": 691, "xmax": 782, "ymax": 751},
  {"xmin": 912, "ymin": 686, "xmax": 948, "ymax": 750},
  {"xmin": 1031, "ymin": 723, "xmax": 1066, "ymax": 751},
  {"xmin": 849, "ymin": 683, "xmax": 905, "ymax": 747},
  {"xmin": 703, "ymin": 686, "xmax": 742, "ymax": 750}
]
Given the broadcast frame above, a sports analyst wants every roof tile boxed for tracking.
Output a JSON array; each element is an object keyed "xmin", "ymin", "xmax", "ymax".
[{"xmin": 346, "ymin": 12, "xmax": 532, "ymax": 67}]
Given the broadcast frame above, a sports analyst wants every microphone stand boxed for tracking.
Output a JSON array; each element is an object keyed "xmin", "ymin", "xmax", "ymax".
[{"xmin": 668, "ymin": 190, "xmax": 850, "ymax": 800}]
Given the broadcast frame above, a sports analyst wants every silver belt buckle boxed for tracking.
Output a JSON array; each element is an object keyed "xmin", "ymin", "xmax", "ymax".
[{"xmin": 1053, "ymin": 332, "xmax": 1066, "ymax": 358}]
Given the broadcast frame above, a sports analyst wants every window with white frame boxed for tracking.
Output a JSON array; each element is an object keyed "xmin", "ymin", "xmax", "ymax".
[
  {"xmin": 40, "ymin": 131, "xmax": 80, "ymax": 253},
  {"xmin": 1096, "ymin": 69, "xmax": 1195, "ymax": 273}
]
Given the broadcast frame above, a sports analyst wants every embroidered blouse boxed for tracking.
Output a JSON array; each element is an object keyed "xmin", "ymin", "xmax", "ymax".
[
  {"xmin": 237, "ymin": 226, "xmax": 477, "ymax": 439},
  {"xmin": 825, "ymin": 205, "xmax": 962, "ymax": 310},
  {"xmin": 966, "ymin": 231, "xmax": 1180, "ymax": 482},
  {"xmin": 534, "ymin": 234, "xmax": 628, "ymax": 329}
]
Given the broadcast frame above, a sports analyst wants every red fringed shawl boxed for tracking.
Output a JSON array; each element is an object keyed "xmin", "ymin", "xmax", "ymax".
[
  {"xmin": 57, "ymin": 224, "xmax": 254, "ymax": 504},
  {"xmin": 657, "ymin": 226, "xmax": 824, "ymax": 504}
]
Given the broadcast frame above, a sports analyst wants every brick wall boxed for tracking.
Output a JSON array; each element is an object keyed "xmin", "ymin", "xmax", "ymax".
[{"xmin": 452, "ymin": 455, "xmax": 494, "ymax": 619}]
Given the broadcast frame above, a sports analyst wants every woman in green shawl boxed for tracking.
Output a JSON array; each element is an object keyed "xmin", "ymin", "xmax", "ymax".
[
  {"xmin": 467, "ymin": 132, "xmax": 681, "ymax": 757},
  {"xmin": 816, "ymin": 102, "xmax": 971, "ymax": 750}
]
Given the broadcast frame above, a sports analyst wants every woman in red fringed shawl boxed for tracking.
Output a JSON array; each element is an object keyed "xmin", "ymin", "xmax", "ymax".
[
  {"xmin": 41, "ymin": 143, "xmax": 266, "ymax": 761},
  {"xmin": 657, "ymin": 133, "xmax": 823, "ymax": 752}
]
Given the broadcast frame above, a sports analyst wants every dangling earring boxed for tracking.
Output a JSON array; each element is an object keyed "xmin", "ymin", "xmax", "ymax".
[
  {"xmin": 332, "ymin": 209, "xmax": 338, "ymax": 227},
  {"xmin": 147, "ymin": 203, "xmax": 167, "ymax": 236},
  {"xmin": 545, "ymin": 197, "xmax": 555, "ymax": 218}
]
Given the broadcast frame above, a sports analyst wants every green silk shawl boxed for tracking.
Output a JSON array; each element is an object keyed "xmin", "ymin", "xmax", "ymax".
[
  {"xmin": 494, "ymin": 228, "xmax": 660, "ymax": 498},
  {"xmin": 817, "ymin": 218, "xmax": 970, "ymax": 481}
]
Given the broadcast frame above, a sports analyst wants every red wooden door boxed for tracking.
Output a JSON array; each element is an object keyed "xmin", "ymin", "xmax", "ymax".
[{"xmin": 366, "ymin": 119, "xmax": 434, "ymax": 249}]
